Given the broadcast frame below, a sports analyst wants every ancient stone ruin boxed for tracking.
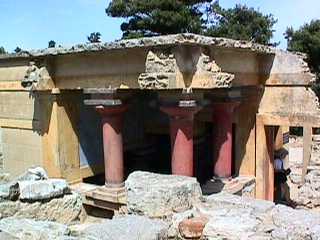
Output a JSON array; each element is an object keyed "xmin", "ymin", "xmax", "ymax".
[{"xmin": 0, "ymin": 34, "xmax": 319, "ymax": 239}]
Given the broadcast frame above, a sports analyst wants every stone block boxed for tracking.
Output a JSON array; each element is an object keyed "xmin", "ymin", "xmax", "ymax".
[
  {"xmin": 16, "ymin": 166, "xmax": 48, "ymax": 181},
  {"xmin": 126, "ymin": 171, "xmax": 202, "ymax": 218},
  {"xmin": 0, "ymin": 217, "xmax": 71, "ymax": 240},
  {"xmin": 17, "ymin": 179, "xmax": 69, "ymax": 201},
  {"xmin": 0, "ymin": 192, "xmax": 82, "ymax": 224},
  {"xmin": 82, "ymin": 215, "xmax": 169, "ymax": 240}
]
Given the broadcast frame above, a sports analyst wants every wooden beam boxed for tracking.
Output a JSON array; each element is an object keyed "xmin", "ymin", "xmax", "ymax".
[{"xmin": 302, "ymin": 125, "xmax": 312, "ymax": 183}]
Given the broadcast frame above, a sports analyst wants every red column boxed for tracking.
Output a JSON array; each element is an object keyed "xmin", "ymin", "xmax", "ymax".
[
  {"xmin": 161, "ymin": 105, "xmax": 201, "ymax": 176},
  {"xmin": 212, "ymin": 102, "xmax": 238, "ymax": 178},
  {"xmin": 96, "ymin": 105, "xmax": 127, "ymax": 188}
]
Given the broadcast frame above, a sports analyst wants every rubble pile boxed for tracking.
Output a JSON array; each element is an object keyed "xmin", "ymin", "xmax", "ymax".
[
  {"xmin": 288, "ymin": 135, "xmax": 320, "ymax": 210},
  {"xmin": 117, "ymin": 172, "xmax": 320, "ymax": 240},
  {"xmin": 0, "ymin": 167, "xmax": 82, "ymax": 224},
  {"xmin": 1, "ymin": 169, "xmax": 320, "ymax": 239}
]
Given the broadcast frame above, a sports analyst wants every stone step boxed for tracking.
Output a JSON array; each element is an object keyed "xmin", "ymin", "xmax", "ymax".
[{"xmin": 71, "ymin": 182, "xmax": 127, "ymax": 212}]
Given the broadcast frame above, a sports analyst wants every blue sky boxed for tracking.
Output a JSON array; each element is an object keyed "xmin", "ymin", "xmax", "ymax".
[{"xmin": 0, "ymin": 0, "xmax": 319, "ymax": 51}]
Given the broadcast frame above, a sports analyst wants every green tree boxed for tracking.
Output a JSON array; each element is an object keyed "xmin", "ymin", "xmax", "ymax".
[
  {"xmin": 285, "ymin": 20, "xmax": 320, "ymax": 80},
  {"xmin": 14, "ymin": 47, "xmax": 22, "ymax": 53},
  {"xmin": 48, "ymin": 40, "xmax": 56, "ymax": 48},
  {"xmin": 87, "ymin": 32, "xmax": 102, "ymax": 43},
  {"xmin": 106, "ymin": 0, "xmax": 212, "ymax": 39},
  {"xmin": 205, "ymin": 3, "xmax": 278, "ymax": 46},
  {"xmin": 0, "ymin": 47, "xmax": 5, "ymax": 54}
]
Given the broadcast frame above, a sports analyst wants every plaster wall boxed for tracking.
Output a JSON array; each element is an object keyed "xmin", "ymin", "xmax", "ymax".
[
  {"xmin": 1, "ymin": 128, "xmax": 41, "ymax": 176},
  {"xmin": 0, "ymin": 90, "xmax": 43, "ymax": 177}
]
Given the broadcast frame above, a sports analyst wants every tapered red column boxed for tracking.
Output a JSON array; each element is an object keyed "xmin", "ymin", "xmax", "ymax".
[
  {"xmin": 212, "ymin": 102, "xmax": 238, "ymax": 178},
  {"xmin": 161, "ymin": 104, "xmax": 201, "ymax": 176},
  {"xmin": 96, "ymin": 105, "xmax": 127, "ymax": 188}
]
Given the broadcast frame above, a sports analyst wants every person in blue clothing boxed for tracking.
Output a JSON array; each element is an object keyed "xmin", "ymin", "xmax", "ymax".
[{"xmin": 274, "ymin": 148, "xmax": 295, "ymax": 207}]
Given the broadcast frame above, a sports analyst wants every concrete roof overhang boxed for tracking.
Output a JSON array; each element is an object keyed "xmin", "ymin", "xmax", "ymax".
[{"xmin": 0, "ymin": 34, "xmax": 276, "ymax": 61}]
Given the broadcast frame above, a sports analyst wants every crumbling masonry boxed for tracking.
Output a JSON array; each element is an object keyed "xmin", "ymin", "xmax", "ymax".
[{"xmin": 0, "ymin": 34, "xmax": 319, "ymax": 202}]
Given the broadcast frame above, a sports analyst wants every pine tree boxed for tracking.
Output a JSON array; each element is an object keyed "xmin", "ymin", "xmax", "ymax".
[
  {"xmin": 0, "ymin": 47, "xmax": 5, "ymax": 54},
  {"xmin": 205, "ymin": 3, "xmax": 278, "ymax": 46},
  {"xmin": 14, "ymin": 47, "xmax": 22, "ymax": 53},
  {"xmin": 87, "ymin": 32, "xmax": 102, "ymax": 43},
  {"xmin": 48, "ymin": 40, "xmax": 56, "ymax": 48},
  {"xmin": 106, "ymin": 0, "xmax": 212, "ymax": 38}
]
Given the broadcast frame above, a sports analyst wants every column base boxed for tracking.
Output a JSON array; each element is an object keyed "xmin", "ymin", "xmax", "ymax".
[
  {"xmin": 87, "ymin": 185, "xmax": 127, "ymax": 204},
  {"xmin": 105, "ymin": 182, "xmax": 125, "ymax": 188}
]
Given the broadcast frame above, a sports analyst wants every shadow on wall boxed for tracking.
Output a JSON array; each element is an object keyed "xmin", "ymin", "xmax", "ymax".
[{"xmin": 31, "ymin": 90, "xmax": 84, "ymax": 179}]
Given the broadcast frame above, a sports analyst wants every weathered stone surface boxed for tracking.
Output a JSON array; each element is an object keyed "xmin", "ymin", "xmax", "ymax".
[
  {"xmin": 138, "ymin": 50, "xmax": 175, "ymax": 89},
  {"xmin": 0, "ymin": 127, "xmax": 3, "ymax": 171},
  {"xmin": 0, "ymin": 182, "xmax": 13, "ymax": 200},
  {"xmin": 202, "ymin": 206, "xmax": 261, "ymax": 240},
  {"xmin": 0, "ymin": 34, "xmax": 275, "ymax": 60},
  {"xmin": 126, "ymin": 171, "xmax": 202, "ymax": 218},
  {"xmin": 0, "ymin": 192, "xmax": 82, "ymax": 224},
  {"xmin": 178, "ymin": 216, "xmax": 208, "ymax": 239},
  {"xmin": 0, "ymin": 168, "xmax": 69, "ymax": 202},
  {"xmin": 0, "ymin": 173, "xmax": 10, "ymax": 184},
  {"xmin": 0, "ymin": 217, "xmax": 72, "ymax": 240},
  {"xmin": 196, "ymin": 193, "xmax": 273, "ymax": 239},
  {"xmin": 205, "ymin": 192, "xmax": 275, "ymax": 215},
  {"xmin": 138, "ymin": 49, "xmax": 235, "ymax": 89},
  {"xmin": 0, "ymin": 231, "xmax": 19, "ymax": 240},
  {"xmin": 16, "ymin": 167, "xmax": 48, "ymax": 181},
  {"xmin": 288, "ymin": 138, "xmax": 320, "ymax": 210},
  {"xmin": 81, "ymin": 215, "xmax": 169, "ymax": 240},
  {"xmin": 17, "ymin": 179, "xmax": 69, "ymax": 201},
  {"xmin": 270, "ymin": 204, "xmax": 320, "ymax": 239}
]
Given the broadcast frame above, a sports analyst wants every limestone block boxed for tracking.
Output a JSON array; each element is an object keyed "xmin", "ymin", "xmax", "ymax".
[
  {"xmin": 0, "ymin": 182, "xmax": 18, "ymax": 200},
  {"xmin": 0, "ymin": 217, "xmax": 72, "ymax": 240},
  {"xmin": 17, "ymin": 179, "xmax": 69, "ymax": 201},
  {"xmin": 81, "ymin": 215, "xmax": 169, "ymax": 240},
  {"xmin": 270, "ymin": 204, "xmax": 320, "ymax": 239},
  {"xmin": 203, "ymin": 213, "xmax": 260, "ymax": 240},
  {"xmin": 205, "ymin": 192, "xmax": 275, "ymax": 215},
  {"xmin": 126, "ymin": 171, "xmax": 202, "ymax": 218},
  {"xmin": 0, "ymin": 192, "xmax": 82, "ymax": 224},
  {"xmin": 16, "ymin": 166, "xmax": 48, "ymax": 181}
]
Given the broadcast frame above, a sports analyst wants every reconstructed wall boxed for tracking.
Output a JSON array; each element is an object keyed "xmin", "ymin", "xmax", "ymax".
[
  {"xmin": 0, "ymin": 34, "xmax": 318, "ymax": 196},
  {"xmin": 0, "ymin": 91, "xmax": 42, "ymax": 176}
]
